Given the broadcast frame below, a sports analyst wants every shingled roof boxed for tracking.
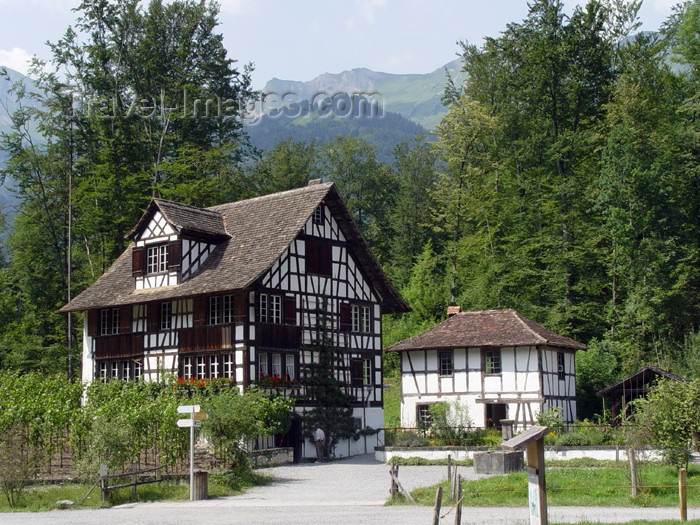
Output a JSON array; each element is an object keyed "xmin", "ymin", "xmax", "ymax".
[
  {"xmin": 126, "ymin": 199, "xmax": 229, "ymax": 241},
  {"xmin": 60, "ymin": 183, "xmax": 409, "ymax": 314},
  {"xmin": 385, "ymin": 309, "xmax": 586, "ymax": 352}
]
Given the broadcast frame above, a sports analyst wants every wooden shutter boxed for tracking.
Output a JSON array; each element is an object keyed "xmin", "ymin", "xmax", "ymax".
[
  {"xmin": 284, "ymin": 296, "xmax": 296, "ymax": 325},
  {"xmin": 132, "ymin": 246, "xmax": 146, "ymax": 277},
  {"xmin": 319, "ymin": 243, "xmax": 332, "ymax": 276},
  {"xmin": 193, "ymin": 296, "xmax": 207, "ymax": 327},
  {"xmin": 340, "ymin": 303, "xmax": 351, "ymax": 332},
  {"xmin": 148, "ymin": 303, "xmax": 160, "ymax": 332},
  {"xmin": 167, "ymin": 241, "xmax": 181, "ymax": 269},
  {"xmin": 87, "ymin": 310, "xmax": 99, "ymax": 337},
  {"xmin": 234, "ymin": 293, "xmax": 246, "ymax": 321},
  {"xmin": 351, "ymin": 359, "xmax": 363, "ymax": 387},
  {"xmin": 119, "ymin": 306, "xmax": 133, "ymax": 334},
  {"xmin": 306, "ymin": 240, "xmax": 319, "ymax": 274}
]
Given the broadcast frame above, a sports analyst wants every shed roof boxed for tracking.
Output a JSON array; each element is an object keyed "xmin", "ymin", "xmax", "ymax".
[
  {"xmin": 60, "ymin": 183, "xmax": 409, "ymax": 314},
  {"xmin": 597, "ymin": 365, "xmax": 683, "ymax": 397},
  {"xmin": 385, "ymin": 309, "xmax": 586, "ymax": 352}
]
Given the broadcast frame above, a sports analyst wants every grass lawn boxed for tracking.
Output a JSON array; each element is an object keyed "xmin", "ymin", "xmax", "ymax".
[
  {"xmin": 406, "ymin": 462, "xmax": 700, "ymax": 508},
  {"xmin": 383, "ymin": 376, "xmax": 401, "ymax": 428},
  {"xmin": 0, "ymin": 472, "xmax": 271, "ymax": 512}
]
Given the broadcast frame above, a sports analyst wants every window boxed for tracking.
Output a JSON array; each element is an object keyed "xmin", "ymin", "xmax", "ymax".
[
  {"xmin": 271, "ymin": 353, "xmax": 282, "ymax": 377},
  {"xmin": 209, "ymin": 296, "xmax": 220, "ymax": 325},
  {"xmin": 100, "ymin": 308, "xmax": 120, "ymax": 336},
  {"xmin": 209, "ymin": 294, "xmax": 234, "ymax": 325},
  {"xmin": 182, "ymin": 356, "xmax": 193, "ymax": 379},
  {"xmin": 305, "ymin": 239, "xmax": 332, "ymax": 275},
  {"xmin": 285, "ymin": 355, "xmax": 295, "ymax": 381},
  {"xmin": 196, "ymin": 356, "xmax": 206, "ymax": 379},
  {"xmin": 133, "ymin": 304, "xmax": 147, "ymax": 333},
  {"xmin": 147, "ymin": 244, "xmax": 168, "ymax": 274},
  {"xmin": 98, "ymin": 360, "xmax": 141, "ymax": 381},
  {"xmin": 351, "ymin": 305, "xmax": 371, "ymax": 333},
  {"xmin": 210, "ymin": 355, "xmax": 220, "ymax": 378},
  {"xmin": 258, "ymin": 352, "xmax": 268, "ymax": 379},
  {"xmin": 99, "ymin": 362, "xmax": 108, "ymax": 380},
  {"xmin": 312, "ymin": 204, "xmax": 324, "ymax": 225},
  {"xmin": 111, "ymin": 361, "xmax": 119, "ymax": 379},
  {"xmin": 557, "ymin": 352, "xmax": 565, "ymax": 381},
  {"xmin": 259, "ymin": 293, "xmax": 281, "ymax": 324},
  {"xmin": 352, "ymin": 358, "xmax": 372, "ymax": 386},
  {"xmin": 439, "ymin": 350, "xmax": 453, "ymax": 376},
  {"xmin": 416, "ymin": 404, "xmax": 434, "ymax": 427},
  {"xmin": 160, "ymin": 302, "xmax": 172, "ymax": 330},
  {"xmin": 122, "ymin": 361, "xmax": 131, "ymax": 380},
  {"xmin": 134, "ymin": 361, "xmax": 142, "ymax": 380},
  {"xmin": 223, "ymin": 354, "xmax": 234, "ymax": 379},
  {"xmin": 484, "ymin": 349, "xmax": 502, "ymax": 374}
]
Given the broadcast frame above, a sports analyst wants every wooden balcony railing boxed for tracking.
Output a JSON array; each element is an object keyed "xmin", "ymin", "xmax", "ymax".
[
  {"xmin": 256, "ymin": 323, "xmax": 301, "ymax": 349},
  {"xmin": 95, "ymin": 334, "xmax": 144, "ymax": 359},
  {"xmin": 178, "ymin": 324, "xmax": 233, "ymax": 353}
]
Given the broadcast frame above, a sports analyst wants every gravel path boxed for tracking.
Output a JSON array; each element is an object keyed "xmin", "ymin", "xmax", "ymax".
[{"xmin": 0, "ymin": 454, "xmax": 697, "ymax": 524}]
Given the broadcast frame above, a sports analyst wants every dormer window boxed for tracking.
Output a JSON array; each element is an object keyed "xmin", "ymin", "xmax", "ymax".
[{"xmin": 147, "ymin": 245, "xmax": 169, "ymax": 274}]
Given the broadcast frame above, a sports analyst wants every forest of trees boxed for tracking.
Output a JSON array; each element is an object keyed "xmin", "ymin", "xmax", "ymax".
[{"xmin": 0, "ymin": 0, "xmax": 698, "ymax": 420}]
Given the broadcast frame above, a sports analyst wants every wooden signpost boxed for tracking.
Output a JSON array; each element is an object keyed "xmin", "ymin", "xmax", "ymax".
[
  {"xmin": 177, "ymin": 404, "xmax": 205, "ymax": 501},
  {"xmin": 501, "ymin": 425, "xmax": 549, "ymax": 525}
]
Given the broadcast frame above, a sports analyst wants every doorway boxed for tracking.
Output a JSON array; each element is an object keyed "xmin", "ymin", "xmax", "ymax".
[{"xmin": 485, "ymin": 403, "xmax": 507, "ymax": 429}]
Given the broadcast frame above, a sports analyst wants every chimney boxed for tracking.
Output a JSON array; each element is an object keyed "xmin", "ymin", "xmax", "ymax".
[
  {"xmin": 447, "ymin": 305, "xmax": 461, "ymax": 317},
  {"xmin": 308, "ymin": 178, "xmax": 322, "ymax": 186}
]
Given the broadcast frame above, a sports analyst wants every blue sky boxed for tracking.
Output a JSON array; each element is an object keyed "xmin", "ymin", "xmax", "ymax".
[{"xmin": 0, "ymin": 0, "xmax": 677, "ymax": 88}]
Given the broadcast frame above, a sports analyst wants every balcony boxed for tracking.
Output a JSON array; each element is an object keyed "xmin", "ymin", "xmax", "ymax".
[
  {"xmin": 256, "ymin": 323, "xmax": 301, "ymax": 349},
  {"xmin": 95, "ymin": 334, "xmax": 144, "ymax": 359},
  {"xmin": 178, "ymin": 324, "xmax": 233, "ymax": 353}
]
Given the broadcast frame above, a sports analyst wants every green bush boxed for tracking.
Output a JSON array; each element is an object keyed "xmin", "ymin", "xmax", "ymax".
[{"xmin": 555, "ymin": 432, "xmax": 590, "ymax": 446}]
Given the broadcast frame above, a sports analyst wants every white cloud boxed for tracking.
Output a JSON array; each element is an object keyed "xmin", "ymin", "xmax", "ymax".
[{"xmin": 0, "ymin": 47, "xmax": 34, "ymax": 76}]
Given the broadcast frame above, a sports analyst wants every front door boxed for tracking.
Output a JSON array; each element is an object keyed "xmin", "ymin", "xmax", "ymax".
[{"xmin": 485, "ymin": 403, "xmax": 507, "ymax": 429}]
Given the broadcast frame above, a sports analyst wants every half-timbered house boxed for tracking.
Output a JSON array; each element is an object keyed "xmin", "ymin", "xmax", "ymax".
[
  {"xmin": 385, "ymin": 309, "xmax": 585, "ymax": 430},
  {"xmin": 59, "ymin": 181, "xmax": 409, "ymax": 459}
]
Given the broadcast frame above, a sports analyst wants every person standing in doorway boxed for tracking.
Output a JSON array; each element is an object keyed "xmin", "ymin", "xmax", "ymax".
[{"xmin": 314, "ymin": 424, "xmax": 325, "ymax": 462}]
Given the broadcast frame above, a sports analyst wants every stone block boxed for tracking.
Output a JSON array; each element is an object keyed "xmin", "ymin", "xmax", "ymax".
[{"xmin": 473, "ymin": 450, "xmax": 523, "ymax": 474}]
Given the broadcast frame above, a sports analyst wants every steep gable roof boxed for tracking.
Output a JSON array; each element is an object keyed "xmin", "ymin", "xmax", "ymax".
[
  {"xmin": 597, "ymin": 365, "xmax": 683, "ymax": 397},
  {"xmin": 385, "ymin": 309, "xmax": 586, "ymax": 352},
  {"xmin": 60, "ymin": 183, "xmax": 409, "ymax": 314},
  {"xmin": 126, "ymin": 198, "xmax": 229, "ymax": 241}
]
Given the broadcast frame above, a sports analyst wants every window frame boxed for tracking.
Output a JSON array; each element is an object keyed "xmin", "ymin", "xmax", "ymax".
[
  {"xmin": 483, "ymin": 348, "xmax": 502, "ymax": 375},
  {"xmin": 259, "ymin": 293, "xmax": 282, "ymax": 324},
  {"xmin": 146, "ymin": 244, "xmax": 169, "ymax": 274},
  {"xmin": 557, "ymin": 351, "xmax": 566, "ymax": 381},
  {"xmin": 160, "ymin": 302, "xmax": 172, "ymax": 331},
  {"xmin": 439, "ymin": 350, "xmax": 454, "ymax": 376}
]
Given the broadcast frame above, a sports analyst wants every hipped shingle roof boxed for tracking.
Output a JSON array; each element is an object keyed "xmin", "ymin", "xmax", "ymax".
[
  {"xmin": 60, "ymin": 183, "xmax": 409, "ymax": 314},
  {"xmin": 385, "ymin": 309, "xmax": 586, "ymax": 352}
]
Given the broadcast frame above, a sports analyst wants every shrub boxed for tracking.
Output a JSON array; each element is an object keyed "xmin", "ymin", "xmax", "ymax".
[{"xmin": 555, "ymin": 432, "xmax": 590, "ymax": 446}]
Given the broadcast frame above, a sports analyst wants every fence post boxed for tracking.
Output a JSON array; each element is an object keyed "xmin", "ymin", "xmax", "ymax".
[
  {"xmin": 447, "ymin": 454, "xmax": 452, "ymax": 489},
  {"xmin": 454, "ymin": 474, "xmax": 462, "ymax": 525},
  {"xmin": 389, "ymin": 464, "xmax": 398, "ymax": 498},
  {"xmin": 680, "ymin": 467, "xmax": 687, "ymax": 521},
  {"xmin": 131, "ymin": 461, "xmax": 137, "ymax": 500},
  {"xmin": 629, "ymin": 448, "xmax": 638, "ymax": 499},
  {"xmin": 433, "ymin": 486, "xmax": 442, "ymax": 525}
]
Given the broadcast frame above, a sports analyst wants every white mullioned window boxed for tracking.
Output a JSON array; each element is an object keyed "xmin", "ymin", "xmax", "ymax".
[
  {"xmin": 99, "ymin": 362, "xmax": 108, "ymax": 380},
  {"xmin": 223, "ymin": 354, "xmax": 234, "ymax": 379},
  {"xmin": 122, "ymin": 361, "xmax": 131, "ymax": 380},
  {"xmin": 147, "ymin": 244, "xmax": 168, "ymax": 274},
  {"xmin": 351, "ymin": 305, "xmax": 360, "ymax": 332},
  {"xmin": 134, "ymin": 361, "xmax": 142, "ymax": 380},
  {"xmin": 363, "ymin": 359, "xmax": 372, "ymax": 385},
  {"xmin": 196, "ymin": 356, "xmax": 206, "ymax": 379},
  {"xmin": 361, "ymin": 306, "xmax": 371, "ymax": 333},
  {"xmin": 210, "ymin": 355, "xmax": 220, "ymax": 378},
  {"xmin": 223, "ymin": 295, "xmax": 233, "ymax": 324},
  {"xmin": 260, "ymin": 293, "xmax": 282, "ymax": 324},
  {"xmin": 182, "ymin": 356, "xmax": 193, "ymax": 379},
  {"xmin": 209, "ymin": 296, "xmax": 221, "ymax": 325},
  {"xmin": 111, "ymin": 361, "xmax": 119, "ymax": 378}
]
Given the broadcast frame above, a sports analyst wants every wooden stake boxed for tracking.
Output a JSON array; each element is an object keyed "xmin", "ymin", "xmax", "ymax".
[
  {"xmin": 680, "ymin": 467, "xmax": 687, "ymax": 521},
  {"xmin": 629, "ymin": 448, "xmax": 638, "ymax": 499},
  {"xmin": 454, "ymin": 474, "xmax": 462, "ymax": 525},
  {"xmin": 433, "ymin": 486, "xmax": 442, "ymax": 525},
  {"xmin": 447, "ymin": 454, "xmax": 452, "ymax": 488}
]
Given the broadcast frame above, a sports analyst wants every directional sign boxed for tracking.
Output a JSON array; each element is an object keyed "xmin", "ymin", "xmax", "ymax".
[
  {"xmin": 177, "ymin": 404, "xmax": 200, "ymax": 414},
  {"xmin": 193, "ymin": 411, "xmax": 208, "ymax": 421},
  {"xmin": 177, "ymin": 419, "xmax": 201, "ymax": 428}
]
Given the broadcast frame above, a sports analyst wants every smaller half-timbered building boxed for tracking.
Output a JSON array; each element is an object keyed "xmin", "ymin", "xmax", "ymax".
[
  {"xmin": 59, "ymin": 181, "xmax": 408, "ymax": 459},
  {"xmin": 385, "ymin": 309, "xmax": 586, "ymax": 430}
]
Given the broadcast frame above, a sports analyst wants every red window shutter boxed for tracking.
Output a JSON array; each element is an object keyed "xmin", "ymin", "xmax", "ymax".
[
  {"xmin": 132, "ymin": 246, "xmax": 145, "ymax": 277},
  {"xmin": 284, "ymin": 296, "xmax": 296, "ymax": 325},
  {"xmin": 120, "ymin": 306, "xmax": 133, "ymax": 334},
  {"xmin": 167, "ymin": 241, "xmax": 181, "ymax": 269},
  {"xmin": 87, "ymin": 310, "xmax": 98, "ymax": 337},
  {"xmin": 148, "ymin": 303, "xmax": 159, "ymax": 332},
  {"xmin": 306, "ymin": 240, "xmax": 319, "ymax": 274},
  {"xmin": 340, "ymin": 303, "xmax": 351, "ymax": 332},
  {"xmin": 193, "ymin": 296, "xmax": 207, "ymax": 327}
]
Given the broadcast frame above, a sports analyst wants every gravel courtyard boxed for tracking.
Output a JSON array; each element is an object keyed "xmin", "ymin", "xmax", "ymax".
[{"xmin": 0, "ymin": 454, "xmax": 697, "ymax": 524}]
